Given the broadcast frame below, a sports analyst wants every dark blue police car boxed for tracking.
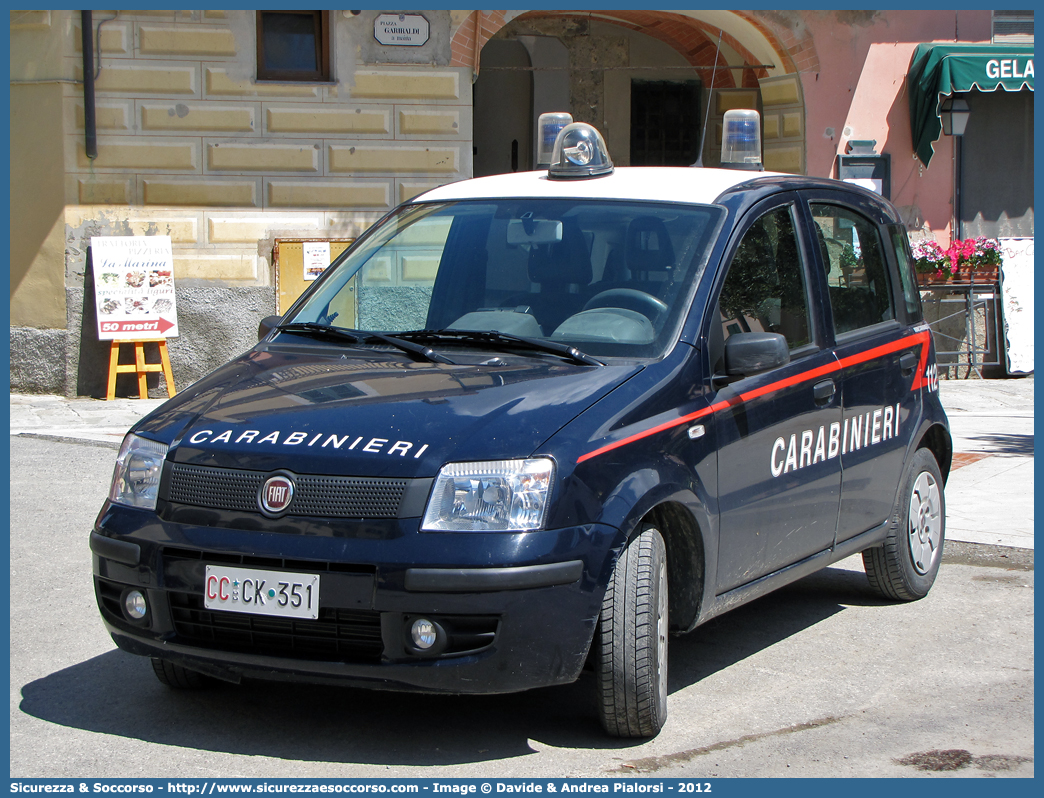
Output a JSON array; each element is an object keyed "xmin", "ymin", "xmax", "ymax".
[{"xmin": 92, "ymin": 120, "xmax": 950, "ymax": 738}]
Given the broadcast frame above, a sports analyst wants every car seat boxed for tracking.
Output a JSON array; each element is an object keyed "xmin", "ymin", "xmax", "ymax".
[
  {"xmin": 623, "ymin": 216, "xmax": 675, "ymax": 298},
  {"xmin": 525, "ymin": 221, "xmax": 593, "ymax": 332}
]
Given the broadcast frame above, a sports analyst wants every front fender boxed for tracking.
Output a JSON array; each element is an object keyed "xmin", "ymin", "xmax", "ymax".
[{"xmin": 591, "ymin": 460, "xmax": 718, "ymax": 634}]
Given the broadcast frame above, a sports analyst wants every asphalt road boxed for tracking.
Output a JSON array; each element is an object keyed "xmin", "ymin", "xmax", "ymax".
[{"xmin": 10, "ymin": 436, "xmax": 1034, "ymax": 779}]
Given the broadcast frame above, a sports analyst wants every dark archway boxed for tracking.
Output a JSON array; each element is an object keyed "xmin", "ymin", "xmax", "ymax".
[{"xmin": 464, "ymin": 10, "xmax": 810, "ymax": 174}]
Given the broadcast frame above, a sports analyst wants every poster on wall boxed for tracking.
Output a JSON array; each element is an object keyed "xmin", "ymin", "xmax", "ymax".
[
  {"xmin": 999, "ymin": 238, "xmax": 1034, "ymax": 375},
  {"xmin": 303, "ymin": 241, "xmax": 332, "ymax": 281},
  {"xmin": 91, "ymin": 235, "xmax": 179, "ymax": 341}
]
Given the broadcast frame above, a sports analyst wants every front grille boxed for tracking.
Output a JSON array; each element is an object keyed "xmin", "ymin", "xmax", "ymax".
[
  {"xmin": 162, "ymin": 546, "xmax": 377, "ymax": 574},
  {"xmin": 166, "ymin": 463, "xmax": 406, "ymax": 518},
  {"xmin": 169, "ymin": 592, "xmax": 384, "ymax": 662}
]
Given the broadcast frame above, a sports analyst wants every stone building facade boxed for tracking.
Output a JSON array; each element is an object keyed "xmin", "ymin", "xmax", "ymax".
[{"xmin": 9, "ymin": 9, "xmax": 1031, "ymax": 395}]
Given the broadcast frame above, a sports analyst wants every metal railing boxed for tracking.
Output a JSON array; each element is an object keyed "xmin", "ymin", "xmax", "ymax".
[{"xmin": 920, "ymin": 281, "xmax": 1002, "ymax": 379}]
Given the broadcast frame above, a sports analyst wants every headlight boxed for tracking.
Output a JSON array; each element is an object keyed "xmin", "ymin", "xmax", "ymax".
[
  {"xmin": 421, "ymin": 458, "xmax": 555, "ymax": 532},
  {"xmin": 109, "ymin": 433, "xmax": 168, "ymax": 510}
]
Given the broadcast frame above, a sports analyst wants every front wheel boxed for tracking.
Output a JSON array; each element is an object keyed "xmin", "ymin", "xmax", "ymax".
[
  {"xmin": 595, "ymin": 525, "xmax": 669, "ymax": 738},
  {"xmin": 863, "ymin": 447, "xmax": 946, "ymax": 600}
]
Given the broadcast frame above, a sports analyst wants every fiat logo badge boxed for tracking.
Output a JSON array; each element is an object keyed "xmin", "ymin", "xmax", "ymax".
[{"xmin": 259, "ymin": 474, "xmax": 295, "ymax": 516}]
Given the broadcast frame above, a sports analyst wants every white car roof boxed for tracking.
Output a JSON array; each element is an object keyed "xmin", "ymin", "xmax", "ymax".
[{"xmin": 411, "ymin": 166, "xmax": 788, "ymax": 206}]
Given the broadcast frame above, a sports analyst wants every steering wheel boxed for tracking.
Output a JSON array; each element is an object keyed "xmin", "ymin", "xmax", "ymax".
[{"xmin": 583, "ymin": 288, "xmax": 668, "ymax": 321}]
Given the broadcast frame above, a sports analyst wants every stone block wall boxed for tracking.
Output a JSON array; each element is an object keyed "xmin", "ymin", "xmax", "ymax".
[{"xmin": 11, "ymin": 9, "xmax": 473, "ymax": 396}]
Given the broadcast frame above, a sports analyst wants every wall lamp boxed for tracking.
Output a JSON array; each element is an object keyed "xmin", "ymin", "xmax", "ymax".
[{"xmin": 940, "ymin": 95, "xmax": 971, "ymax": 136}]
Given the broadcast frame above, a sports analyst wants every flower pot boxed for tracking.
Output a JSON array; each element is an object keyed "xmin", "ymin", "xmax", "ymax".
[
  {"xmin": 967, "ymin": 265, "xmax": 999, "ymax": 282},
  {"xmin": 912, "ymin": 238, "xmax": 1003, "ymax": 287},
  {"xmin": 917, "ymin": 271, "xmax": 954, "ymax": 287}
]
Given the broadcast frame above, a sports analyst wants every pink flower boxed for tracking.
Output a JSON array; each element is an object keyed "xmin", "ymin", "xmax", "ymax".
[{"xmin": 913, "ymin": 239, "xmax": 944, "ymax": 262}]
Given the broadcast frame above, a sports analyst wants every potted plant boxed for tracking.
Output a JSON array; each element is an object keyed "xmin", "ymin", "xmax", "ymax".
[
  {"xmin": 950, "ymin": 236, "xmax": 1002, "ymax": 281},
  {"xmin": 912, "ymin": 237, "xmax": 1003, "ymax": 285},
  {"xmin": 911, "ymin": 239, "xmax": 952, "ymax": 284}
]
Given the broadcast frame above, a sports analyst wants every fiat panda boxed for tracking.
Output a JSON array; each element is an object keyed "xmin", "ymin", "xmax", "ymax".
[{"xmin": 92, "ymin": 119, "xmax": 950, "ymax": 738}]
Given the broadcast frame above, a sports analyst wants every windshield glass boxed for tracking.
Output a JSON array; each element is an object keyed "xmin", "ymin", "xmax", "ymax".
[{"xmin": 285, "ymin": 198, "xmax": 724, "ymax": 359}]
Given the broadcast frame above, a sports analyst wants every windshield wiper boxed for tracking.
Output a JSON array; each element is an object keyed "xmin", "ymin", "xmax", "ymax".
[
  {"xmin": 396, "ymin": 329, "xmax": 604, "ymax": 367},
  {"xmin": 275, "ymin": 322, "xmax": 362, "ymax": 343},
  {"xmin": 364, "ymin": 332, "xmax": 455, "ymax": 365},
  {"xmin": 275, "ymin": 322, "xmax": 453, "ymax": 364}
]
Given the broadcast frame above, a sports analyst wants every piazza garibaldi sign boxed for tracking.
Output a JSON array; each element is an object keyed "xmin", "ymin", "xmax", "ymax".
[{"xmin": 374, "ymin": 13, "xmax": 430, "ymax": 47}]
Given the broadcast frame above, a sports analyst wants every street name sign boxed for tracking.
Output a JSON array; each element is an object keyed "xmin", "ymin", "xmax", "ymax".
[{"xmin": 374, "ymin": 13, "xmax": 429, "ymax": 46}]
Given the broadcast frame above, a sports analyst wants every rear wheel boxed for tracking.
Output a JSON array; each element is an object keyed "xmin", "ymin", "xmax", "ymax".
[
  {"xmin": 595, "ymin": 525, "xmax": 669, "ymax": 737},
  {"xmin": 863, "ymin": 447, "xmax": 945, "ymax": 600},
  {"xmin": 150, "ymin": 658, "xmax": 213, "ymax": 689}
]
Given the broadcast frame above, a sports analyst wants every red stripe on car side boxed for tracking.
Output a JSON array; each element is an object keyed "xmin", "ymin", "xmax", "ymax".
[
  {"xmin": 576, "ymin": 330, "xmax": 931, "ymax": 464},
  {"xmin": 909, "ymin": 329, "xmax": 932, "ymax": 391}
]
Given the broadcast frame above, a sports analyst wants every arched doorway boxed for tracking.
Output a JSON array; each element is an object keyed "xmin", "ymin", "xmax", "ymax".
[
  {"xmin": 467, "ymin": 10, "xmax": 809, "ymax": 177},
  {"xmin": 473, "ymin": 38, "xmax": 533, "ymax": 176}
]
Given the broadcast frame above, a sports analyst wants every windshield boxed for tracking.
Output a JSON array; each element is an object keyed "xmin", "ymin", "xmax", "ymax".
[{"xmin": 285, "ymin": 198, "xmax": 724, "ymax": 359}]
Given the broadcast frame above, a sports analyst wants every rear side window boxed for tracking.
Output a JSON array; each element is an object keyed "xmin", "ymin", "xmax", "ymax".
[
  {"xmin": 810, "ymin": 204, "xmax": 895, "ymax": 335},
  {"xmin": 719, "ymin": 204, "xmax": 811, "ymax": 351},
  {"xmin": 889, "ymin": 225, "xmax": 924, "ymax": 322}
]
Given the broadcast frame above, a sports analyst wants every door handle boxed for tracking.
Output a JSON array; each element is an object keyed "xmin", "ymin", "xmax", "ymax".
[
  {"xmin": 813, "ymin": 379, "xmax": 836, "ymax": 403},
  {"xmin": 900, "ymin": 351, "xmax": 918, "ymax": 375}
]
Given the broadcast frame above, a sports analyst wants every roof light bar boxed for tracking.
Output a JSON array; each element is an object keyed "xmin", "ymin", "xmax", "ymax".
[
  {"xmin": 537, "ymin": 112, "xmax": 573, "ymax": 167},
  {"xmin": 720, "ymin": 109, "xmax": 764, "ymax": 171},
  {"xmin": 547, "ymin": 122, "xmax": 614, "ymax": 180}
]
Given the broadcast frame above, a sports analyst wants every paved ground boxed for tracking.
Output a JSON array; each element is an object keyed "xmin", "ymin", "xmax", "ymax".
[
  {"xmin": 8, "ymin": 379, "xmax": 1034, "ymax": 778},
  {"xmin": 10, "ymin": 374, "xmax": 1034, "ymax": 549},
  {"xmin": 10, "ymin": 392, "xmax": 166, "ymax": 448},
  {"xmin": 8, "ymin": 436, "xmax": 1035, "ymax": 778},
  {"xmin": 935, "ymin": 377, "xmax": 1034, "ymax": 549}
]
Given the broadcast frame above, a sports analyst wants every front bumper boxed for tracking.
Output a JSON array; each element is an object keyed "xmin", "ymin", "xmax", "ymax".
[{"xmin": 91, "ymin": 505, "xmax": 624, "ymax": 694}]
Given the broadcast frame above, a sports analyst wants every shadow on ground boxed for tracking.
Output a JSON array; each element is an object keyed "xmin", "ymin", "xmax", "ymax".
[
  {"xmin": 965, "ymin": 433, "xmax": 1034, "ymax": 456},
  {"xmin": 19, "ymin": 565, "xmax": 880, "ymax": 765}
]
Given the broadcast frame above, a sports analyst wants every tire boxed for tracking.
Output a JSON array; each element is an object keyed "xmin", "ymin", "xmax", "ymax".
[
  {"xmin": 863, "ymin": 447, "xmax": 946, "ymax": 601},
  {"xmin": 150, "ymin": 658, "xmax": 213, "ymax": 689},
  {"xmin": 595, "ymin": 525, "xmax": 669, "ymax": 738}
]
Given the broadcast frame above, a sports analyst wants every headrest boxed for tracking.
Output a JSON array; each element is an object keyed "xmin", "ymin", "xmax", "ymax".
[
  {"xmin": 528, "ymin": 221, "xmax": 592, "ymax": 286},
  {"xmin": 626, "ymin": 216, "xmax": 675, "ymax": 273}
]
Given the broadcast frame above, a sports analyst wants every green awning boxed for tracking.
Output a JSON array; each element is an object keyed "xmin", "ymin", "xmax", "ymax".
[{"xmin": 908, "ymin": 42, "xmax": 1034, "ymax": 166}]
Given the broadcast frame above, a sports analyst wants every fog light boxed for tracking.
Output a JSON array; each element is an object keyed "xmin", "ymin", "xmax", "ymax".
[
  {"xmin": 123, "ymin": 589, "xmax": 148, "ymax": 620},
  {"xmin": 410, "ymin": 618, "xmax": 437, "ymax": 650}
]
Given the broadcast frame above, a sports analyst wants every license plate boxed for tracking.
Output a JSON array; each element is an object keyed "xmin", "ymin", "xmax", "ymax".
[{"xmin": 204, "ymin": 565, "xmax": 320, "ymax": 620}]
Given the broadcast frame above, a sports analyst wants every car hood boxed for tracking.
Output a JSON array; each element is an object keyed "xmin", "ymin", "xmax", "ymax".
[{"xmin": 136, "ymin": 345, "xmax": 642, "ymax": 478}]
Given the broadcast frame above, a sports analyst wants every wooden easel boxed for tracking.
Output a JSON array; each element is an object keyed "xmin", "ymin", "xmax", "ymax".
[{"xmin": 106, "ymin": 338, "xmax": 176, "ymax": 400}]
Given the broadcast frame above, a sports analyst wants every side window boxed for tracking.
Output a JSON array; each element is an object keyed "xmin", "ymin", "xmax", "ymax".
[
  {"xmin": 810, "ymin": 204, "xmax": 895, "ymax": 335},
  {"xmin": 719, "ymin": 205, "xmax": 811, "ymax": 351},
  {"xmin": 889, "ymin": 225, "xmax": 924, "ymax": 322}
]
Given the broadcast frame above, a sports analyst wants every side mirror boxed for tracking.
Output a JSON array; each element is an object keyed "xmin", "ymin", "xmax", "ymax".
[
  {"xmin": 724, "ymin": 332, "xmax": 789, "ymax": 377},
  {"xmin": 258, "ymin": 315, "xmax": 281, "ymax": 341}
]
